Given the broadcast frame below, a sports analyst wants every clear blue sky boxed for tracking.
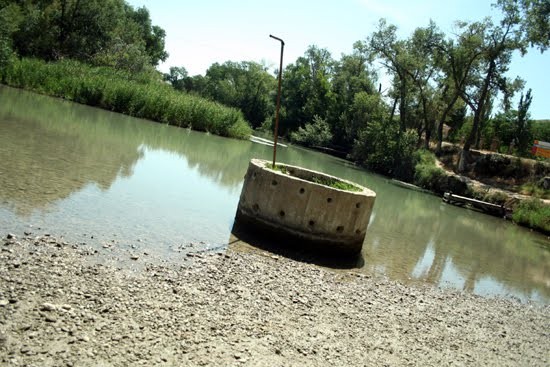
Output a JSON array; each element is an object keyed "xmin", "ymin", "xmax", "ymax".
[{"xmin": 128, "ymin": 0, "xmax": 549, "ymax": 119}]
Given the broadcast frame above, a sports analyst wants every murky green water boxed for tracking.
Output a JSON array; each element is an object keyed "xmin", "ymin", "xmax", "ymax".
[{"xmin": 1, "ymin": 85, "xmax": 549, "ymax": 303}]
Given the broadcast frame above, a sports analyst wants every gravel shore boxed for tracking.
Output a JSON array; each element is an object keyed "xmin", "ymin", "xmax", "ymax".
[{"xmin": 0, "ymin": 233, "xmax": 548, "ymax": 366}]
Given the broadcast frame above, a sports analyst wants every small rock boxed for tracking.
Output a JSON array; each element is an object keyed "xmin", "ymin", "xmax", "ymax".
[
  {"xmin": 77, "ymin": 335, "xmax": 90, "ymax": 342},
  {"xmin": 0, "ymin": 299, "xmax": 9, "ymax": 307},
  {"xmin": 20, "ymin": 346, "xmax": 31, "ymax": 354},
  {"xmin": 45, "ymin": 315, "xmax": 57, "ymax": 323},
  {"xmin": 7, "ymin": 233, "xmax": 15, "ymax": 239},
  {"xmin": 40, "ymin": 303, "xmax": 57, "ymax": 312},
  {"xmin": 130, "ymin": 255, "xmax": 139, "ymax": 261}
]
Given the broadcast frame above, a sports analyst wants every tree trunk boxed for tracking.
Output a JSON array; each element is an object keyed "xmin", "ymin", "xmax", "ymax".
[
  {"xmin": 398, "ymin": 80, "xmax": 407, "ymax": 132},
  {"xmin": 388, "ymin": 96, "xmax": 398, "ymax": 125},
  {"xmin": 463, "ymin": 61, "xmax": 495, "ymax": 153},
  {"xmin": 436, "ymin": 94, "xmax": 458, "ymax": 154},
  {"xmin": 459, "ymin": 60, "xmax": 495, "ymax": 172}
]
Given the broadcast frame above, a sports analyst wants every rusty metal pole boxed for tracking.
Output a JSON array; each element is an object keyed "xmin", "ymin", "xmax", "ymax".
[{"xmin": 270, "ymin": 34, "xmax": 284, "ymax": 168}]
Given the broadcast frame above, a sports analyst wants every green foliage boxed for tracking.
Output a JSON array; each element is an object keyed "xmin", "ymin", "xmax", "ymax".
[
  {"xmin": 265, "ymin": 163, "xmax": 289, "ymax": 174},
  {"xmin": 0, "ymin": 58, "xmax": 251, "ymax": 139},
  {"xmin": 290, "ymin": 115, "xmax": 333, "ymax": 147},
  {"xmin": 4, "ymin": 0, "xmax": 167, "ymax": 72},
  {"xmin": 482, "ymin": 89, "xmax": 534, "ymax": 156},
  {"xmin": 202, "ymin": 61, "xmax": 276, "ymax": 129},
  {"xmin": 281, "ymin": 46, "xmax": 335, "ymax": 135},
  {"xmin": 312, "ymin": 176, "xmax": 361, "ymax": 192},
  {"xmin": 167, "ymin": 61, "xmax": 276, "ymax": 129},
  {"xmin": 329, "ymin": 44, "xmax": 378, "ymax": 150},
  {"xmin": 512, "ymin": 199, "xmax": 550, "ymax": 233},
  {"xmin": 351, "ymin": 120, "xmax": 417, "ymax": 181},
  {"xmin": 520, "ymin": 182, "xmax": 550, "ymax": 200},
  {"xmin": 412, "ymin": 149, "xmax": 446, "ymax": 190},
  {"xmin": 532, "ymin": 120, "xmax": 550, "ymax": 142},
  {"xmin": 0, "ymin": 2, "xmax": 21, "ymax": 68}
]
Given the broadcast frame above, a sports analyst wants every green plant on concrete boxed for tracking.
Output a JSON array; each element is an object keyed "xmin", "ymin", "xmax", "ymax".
[
  {"xmin": 512, "ymin": 199, "xmax": 550, "ymax": 233},
  {"xmin": 312, "ymin": 176, "xmax": 361, "ymax": 192},
  {"xmin": 0, "ymin": 58, "xmax": 252, "ymax": 139},
  {"xmin": 265, "ymin": 163, "xmax": 289, "ymax": 174}
]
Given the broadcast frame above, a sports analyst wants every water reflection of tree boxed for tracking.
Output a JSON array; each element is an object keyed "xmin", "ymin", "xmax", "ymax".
[
  {"xmin": 1, "ymin": 86, "xmax": 548, "ymax": 301},
  {"xmin": 0, "ymin": 90, "xmax": 143, "ymax": 216},
  {"xmin": 363, "ymin": 188, "xmax": 550, "ymax": 301}
]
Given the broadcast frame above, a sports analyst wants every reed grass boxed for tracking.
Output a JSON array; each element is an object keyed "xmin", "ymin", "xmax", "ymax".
[
  {"xmin": 0, "ymin": 58, "xmax": 252, "ymax": 139},
  {"xmin": 512, "ymin": 199, "xmax": 550, "ymax": 234}
]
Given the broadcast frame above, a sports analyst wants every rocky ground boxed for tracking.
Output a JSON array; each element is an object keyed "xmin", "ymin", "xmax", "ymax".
[{"xmin": 0, "ymin": 233, "xmax": 548, "ymax": 367}]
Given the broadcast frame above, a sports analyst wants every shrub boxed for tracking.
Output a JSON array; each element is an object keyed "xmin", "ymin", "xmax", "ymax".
[
  {"xmin": 290, "ymin": 115, "xmax": 333, "ymax": 147},
  {"xmin": 351, "ymin": 120, "xmax": 417, "ymax": 181},
  {"xmin": 413, "ymin": 149, "xmax": 446, "ymax": 192},
  {"xmin": 512, "ymin": 199, "xmax": 550, "ymax": 233}
]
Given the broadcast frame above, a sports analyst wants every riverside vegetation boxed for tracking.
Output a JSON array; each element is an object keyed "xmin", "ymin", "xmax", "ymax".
[{"xmin": 0, "ymin": 58, "xmax": 251, "ymax": 139}]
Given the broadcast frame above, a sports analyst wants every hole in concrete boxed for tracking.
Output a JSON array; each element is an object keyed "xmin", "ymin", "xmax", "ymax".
[
  {"xmin": 336, "ymin": 226, "xmax": 344, "ymax": 233},
  {"xmin": 299, "ymin": 188, "xmax": 305, "ymax": 194},
  {"xmin": 279, "ymin": 210, "xmax": 285, "ymax": 217},
  {"xmin": 355, "ymin": 229, "xmax": 361, "ymax": 235},
  {"xmin": 327, "ymin": 198, "xmax": 332, "ymax": 203},
  {"xmin": 272, "ymin": 180, "xmax": 278, "ymax": 186},
  {"xmin": 308, "ymin": 220, "xmax": 315, "ymax": 226},
  {"xmin": 356, "ymin": 203, "xmax": 361, "ymax": 209},
  {"xmin": 252, "ymin": 204, "xmax": 259, "ymax": 211}
]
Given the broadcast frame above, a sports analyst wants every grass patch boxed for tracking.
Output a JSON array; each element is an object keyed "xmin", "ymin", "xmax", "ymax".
[
  {"xmin": 0, "ymin": 58, "xmax": 252, "ymax": 139},
  {"xmin": 264, "ymin": 162, "xmax": 361, "ymax": 192},
  {"xmin": 312, "ymin": 176, "xmax": 361, "ymax": 192},
  {"xmin": 265, "ymin": 163, "xmax": 289, "ymax": 174},
  {"xmin": 520, "ymin": 182, "xmax": 550, "ymax": 200},
  {"xmin": 512, "ymin": 199, "xmax": 550, "ymax": 233}
]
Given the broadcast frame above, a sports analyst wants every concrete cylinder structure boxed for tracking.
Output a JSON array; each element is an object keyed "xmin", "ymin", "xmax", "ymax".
[{"xmin": 234, "ymin": 159, "xmax": 376, "ymax": 254}]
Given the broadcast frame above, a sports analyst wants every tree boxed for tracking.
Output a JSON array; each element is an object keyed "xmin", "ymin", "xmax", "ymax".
[
  {"xmin": 164, "ymin": 66, "xmax": 189, "ymax": 91},
  {"xmin": 453, "ymin": 0, "xmax": 547, "ymax": 170},
  {"xmin": 6, "ymin": 0, "xmax": 167, "ymax": 72},
  {"xmin": 0, "ymin": 1, "xmax": 21, "ymax": 68},
  {"xmin": 329, "ymin": 42, "xmax": 378, "ymax": 151},
  {"xmin": 280, "ymin": 45, "xmax": 335, "ymax": 135},
  {"xmin": 366, "ymin": 19, "xmax": 413, "ymax": 132},
  {"xmin": 200, "ymin": 61, "xmax": 276, "ymax": 128}
]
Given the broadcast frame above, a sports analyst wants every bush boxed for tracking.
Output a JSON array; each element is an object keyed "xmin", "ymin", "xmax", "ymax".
[
  {"xmin": 413, "ymin": 149, "xmax": 447, "ymax": 193},
  {"xmin": 290, "ymin": 115, "xmax": 333, "ymax": 147},
  {"xmin": 0, "ymin": 58, "xmax": 252, "ymax": 139},
  {"xmin": 512, "ymin": 199, "xmax": 550, "ymax": 233},
  {"xmin": 351, "ymin": 121, "xmax": 417, "ymax": 181}
]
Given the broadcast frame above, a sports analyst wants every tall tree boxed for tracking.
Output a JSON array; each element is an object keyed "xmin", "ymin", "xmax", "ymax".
[
  {"xmin": 329, "ymin": 41, "xmax": 378, "ymax": 150},
  {"xmin": 280, "ymin": 45, "xmax": 335, "ymax": 135},
  {"xmin": 366, "ymin": 19, "xmax": 413, "ymax": 132},
  {"xmin": 201, "ymin": 61, "xmax": 276, "ymax": 128},
  {"xmin": 6, "ymin": 0, "xmax": 167, "ymax": 72},
  {"xmin": 453, "ymin": 0, "xmax": 547, "ymax": 170}
]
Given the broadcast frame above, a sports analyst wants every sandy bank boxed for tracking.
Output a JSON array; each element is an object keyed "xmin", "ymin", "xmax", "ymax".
[{"xmin": 0, "ymin": 233, "xmax": 548, "ymax": 366}]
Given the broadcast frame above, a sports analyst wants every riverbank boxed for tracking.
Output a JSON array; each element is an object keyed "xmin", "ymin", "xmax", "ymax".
[
  {"xmin": 0, "ymin": 59, "xmax": 251, "ymax": 139},
  {"xmin": 1, "ymin": 233, "xmax": 548, "ymax": 366}
]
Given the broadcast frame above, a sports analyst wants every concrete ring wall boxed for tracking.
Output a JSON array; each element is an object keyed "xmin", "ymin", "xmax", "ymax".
[{"xmin": 235, "ymin": 159, "xmax": 376, "ymax": 254}]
